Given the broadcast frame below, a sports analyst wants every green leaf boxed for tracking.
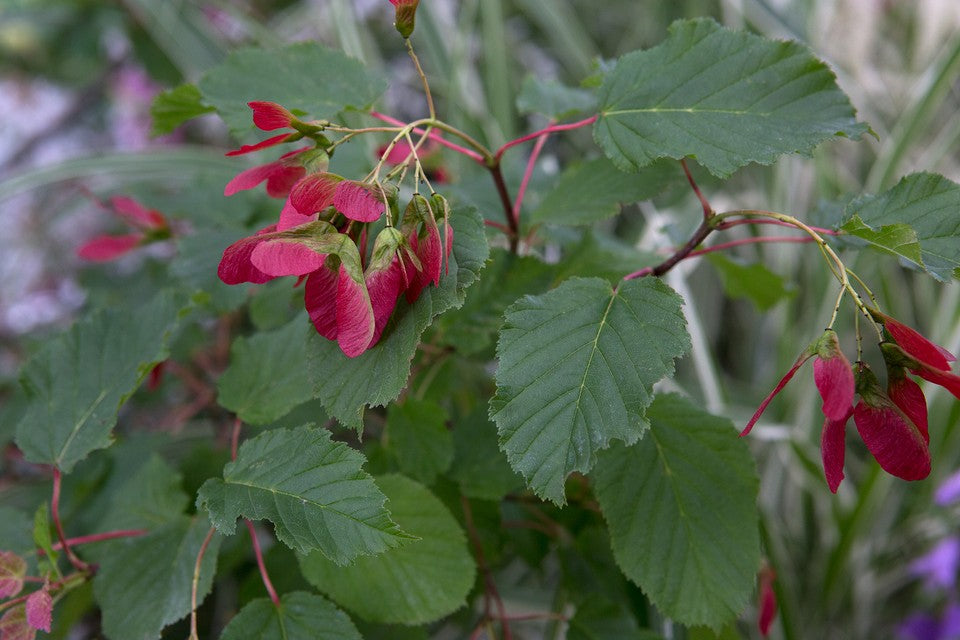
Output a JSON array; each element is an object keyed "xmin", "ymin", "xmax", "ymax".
[
  {"xmin": 15, "ymin": 290, "xmax": 187, "ymax": 471},
  {"xmin": 707, "ymin": 254, "xmax": 796, "ymax": 311},
  {"xmin": 531, "ymin": 157, "xmax": 682, "ymax": 225},
  {"xmin": 490, "ymin": 277, "xmax": 690, "ymax": 504},
  {"xmin": 299, "ymin": 474, "xmax": 475, "ymax": 625},
  {"xmin": 554, "ymin": 233, "xmax": 659, "ymax": 285},
  {"xmin": 439, "ymin": 249, "xmax": 557, "ymax": 356},
  {"xmin": 449, "ymin": 408, "xmax": 521, "ymax": 501},
  {"xmin": 306, "ymin": 207, "xmax": 488, "ymax": 431},
  {"xmin": 150, "ymin": 83, "xmax": 215, "ymax": 136},
  {"xmin": 839, "ymin": 216, "xmax": 923, "ymax": 267},
  {"xmin": 516, "ymin": 75, "xmax": 597, "ymax": 119},
  {"xmin": 199, "ymin": 43, "xmax": 387, "ymax": 135},
  {"xmin": 594, "ymin": 18, "xmax": 868, "ymax": 178},
  {"xmin": 218, "ymin": 319, "xmax": 315, "ymax": 425},
  {"xmin": 592, "ymin": 394, "xmax": 761, "ymax": 628},
  {"xmin": 196, "ymin": 425, "xmax": 409, "ymax": 563},
  {"xmin": 843, "ymin": 172, "xmax": 960, "ymax": 281},
  {"xmin": 568, "ymin": 595, "xmax": 664, "ymax": 640},
  {"xmin": 92, "ymin": 518, "xmax": 221, "ymax": 640},
  {"xmin": 98, "ymin": 456, "xmax": 188, "ymax": 531},
  {"xmin": 219, "ymin": 592, "xmax": 362, "ymax": 640},
  {"xmin": 32, "ymin": 503, "xmax": 58, "ymax": 577},
  {"xmin": 170, "ymin": 228, "xmax": 249, "ymax": 312},
  {"xmin": 385, "ymin": 399, "xmax": 452, "ymax": 485},
  {"xmin": 0, "ymin": 508, "xmax": 33, "ymax": 557}
]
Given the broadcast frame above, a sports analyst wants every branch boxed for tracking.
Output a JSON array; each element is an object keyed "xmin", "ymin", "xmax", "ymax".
[
  {"xmin": 494, "ymin": 115, "xmax": 598, "ymax": 160},
  {"xmin": 462, "ymin": 496, "xmax": 512, "ymax": 640}
]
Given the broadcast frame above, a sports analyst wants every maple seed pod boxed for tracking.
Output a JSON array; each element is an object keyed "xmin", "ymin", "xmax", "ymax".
[{"xmin": 389, "ymin": 0, "xmax": 420, "ymax": 39}]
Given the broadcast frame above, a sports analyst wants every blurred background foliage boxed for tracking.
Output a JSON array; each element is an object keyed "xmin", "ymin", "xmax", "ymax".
[{"xmin": 1, "ymin": 1, "xmax": 960, "ymax": 639}]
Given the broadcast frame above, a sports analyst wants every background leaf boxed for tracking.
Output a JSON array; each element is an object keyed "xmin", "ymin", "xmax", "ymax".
[
  {"xmin": 707, "ymin": 254, "xmax": 796, "ymax": 311},
  {"xmin": 196, "ymin": 425, "xmax": 409, "ymax": 563},
  {"xmin": 592, "ymin": 394, "xmax": 761, "ymax": 628},
  {"xmin": 306, "ymin": 207, "xmax": 488, "ymax": 430},
  {"xmin": 150, "ymin": 84, "xmax": 214, "ymax": 136},
  {"xmin": 516, "ymin": 75, "xmax": 597, "ymax": 119},
  {"xmin": 15, "ymin": 290, "xmax": 187, "ymax": 472},
  {"xmin": 198, "ymin": 43, "xmax": 387, "ymax": 135},
  {"xmin": 594, "ymin": 18, "xmax": 867, "ymax": 178},
  {"xmin": 219, "ymin": 592, "xmax": 361, "ymax": 640},
  {"xmin": 299, "ymin": 474, "xmax": 475, "ymax": 625},
  {"xmin": 384, "ymin": 399, "xmax": 452, "ymax": 485},
  {"xmin": 448, "ymin": 408, "xmax": 521, "ymax": 501},
  {"xmin": 490, "ymin": 277, "xmax": 690, "ymax": 504},
  {"xmin": 217, "ymin": 318, "xmax": 315, "ymax": 425},
  {"xmin": 843, "ymin": 172, "xmax": 960, "ymax": 281}
]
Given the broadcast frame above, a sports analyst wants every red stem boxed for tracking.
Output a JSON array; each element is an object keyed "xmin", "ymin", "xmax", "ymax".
[
  {"xmin": 189, "ymin": 526, "xmax": 217, "ymax": 639},
  {"xmin": 462, "ymin": 496, "xmax": 512, "ymax": 640},
  {"xmin": 495, "ymin": 115, "xmax": 598, "ymax": 160},
  {"xmin": 681, "ymin": 159, "xmax": 712, "ymax": 220},
  {"xmin": 245, "ymin": 520, "xmax": 281, "ymax": 607},
  {"xmin": 44, "ymin": 529, "xmax": 148, "ymax": 554},
  {"xmin": 231, "ymin": 418, "xmax": 242, "ymax": 461},
  {"xmin": 369, "ymin": 111, "xmax": 485, "ymax": 163},
  {"xmin": 484, "ymin": 219, "xmax": 512, "ymax": 233},
  {"xmin": 51, "ymin": 469, "xmax": 90, "ymax": 572},
  {"xmin": 512, "ymin": 125, "xmax": 551, "ymax": 226},
  {"xmin": 490, "ymin": 165, "xmax": 519, "ymax": 253}
]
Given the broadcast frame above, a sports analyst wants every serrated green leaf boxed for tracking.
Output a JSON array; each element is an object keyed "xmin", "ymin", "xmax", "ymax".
[
  {"xmin": 196, "ymin": 425, "xmax": 409, "ymax": 562},
  {"xmin": 219, "ymin": 592, "xmax": 361, "ymax": 640},
  {"xmin": 516, "ymin": 75, "xmax": 597, "ymax": 119},
  {"xmin": 594, "ymin": 18, "xmax": 867, "ymax": 178},
  {"xmin": 843, "ymin": 172, "xmax": 960, "ymax": 281},
  {"xmin": 306, "ymin": 207, "xmax": 488, "ymax": 430},
  {"xmin": 707, "ymin": 254, "xmax": 796, "ymax": 311},
  {"xmin": 839, "ymin": 215, "xmax": 923, "ymax": 267},
  {"xmin": 299, "ymin": 474, "xmax": 475, "ymax": 625},
  {"xmin": 218, "ymin": 319, "xmax": 315, "ymax": 425},
  {"xmin": 592, "ymin": 394, "xmax": 760, "ymax": 628},
  {"xmin": 568, "ymin": 595, "xmax": 664, "ymax": 640},
  {"xmin": 198, "ymin": 43, "xmax": 387, "ymax": 135},
  {"xmin": 554, "ymin": 233, "xmax": 659, "ymax": 285},
  {"xmin": 531, "ymin": 157, "xmax": 682, "ymax": 225},
  {"xmin": 92, "ymin": 518, "xmax": 221, "ymax": 640},
  {"xmin": 491, "ymin": 277, "xmax": 690, "ymax": 504},
  {"xmin": 150, "ymin": 84, "xmax": 215, "ymax": 136},
  {"xmin": 15, "ymin": 290, "xmax": 187, "ymax": 471},
  {"xmin": 439, "ymin": 249, "xmax": 557, "ymax": 356},
  {"xmin": 99, "ymin": 456, "xmax": 187, "ymax": 531},
  {"xmin": 449, "ymin": 408, "xmax": 521, "ymax": 501},
  {"xmin": 385, "ymin": 399, "xmax": 452, "ymax": 485},
  {"xmin": 170, "ymin": 228, "xmax": 249, "ymax": 312}
]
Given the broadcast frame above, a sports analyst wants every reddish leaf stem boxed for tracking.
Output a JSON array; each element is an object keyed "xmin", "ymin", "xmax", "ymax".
[
  {"xmin": 231, "ymin": 417, "xmax": 242, "ymax": 461},
  {"xmin": 51, "ymin": 468, "xmax": 89, "ymax": 572},
  {"xmin": 686, "ymin": 235, "xmax": 815, "ymax": 259},
  {"xmin": 512, "ymin": 124, "xmax": 551, "ymax": 226},
  {"xmin": 716, "ymin": 217, "xmax": 838, "ymax": 236},
  {"xmin": 369, "ymin": 111, "xmax": 485, "ymax": 163},
  {"xmin": 484, "ymin": 219, "xmax": 512, "ymax": 233},
  {"xmin": 494, "ymin": 115, "xmax": 598, "ymax": 160},
  {"xmin": 44, "ymin": 529, "xmax": 148, "ymax": 554},
  {"xmin": 189, "ymin": 526, "xmax": 217, "ymax": 640},
  {"xmin": 681, "ymin": 158, "xmax": 712, "ymax": 220},
  {"xmin": 461, "ymin": 495, "xmax": 512, "ymax": 640},
  {"xmin": 245, "ymin": 520, "xmax": 281, "ymax": 607}
]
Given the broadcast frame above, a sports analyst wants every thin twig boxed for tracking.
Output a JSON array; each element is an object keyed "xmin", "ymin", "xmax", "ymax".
[
  {"xmin": 462, "ymin": 496, "xmax": 513, "ymax": 640},
  {"xmin": 51, "ymin": 469, "xmax": 90, "ymax": 572},
  {"xmin": 189, "ymin": 527, "xmax": 217, "ymax": 640},
  {"xmin": 245, "ymin": 520, "xmax": 280, "ymax": 607},
  {"xmin": 494, "ymin": 115, "xmax": 598, "ymax": 160},
  {"xmin": 512, "ymin": 125, "xmax": 551, "ymax": 227},
  {"xmin": 490, "ymin": 165, "xmax": 518, "ymax": 253},
  {"xmin": 681, "ymin": 159, "xmax": 712, "ymax": 220},
  {"xmin": 369, "ymin": 112, "xmax": 485, "ymax": 163},
  {"xmin": 405, "ymin": 39, "xmax": 435, "ymax": 120},
  {"xmin": 43, "ymin": 529, "xmax": 148, "ymax": 554}
]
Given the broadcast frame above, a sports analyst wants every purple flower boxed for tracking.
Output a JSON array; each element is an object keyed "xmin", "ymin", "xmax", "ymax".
[
  {"xmin": 936, "ymin": 470, "xmax": 960, "ymax": 507},
  {"xmin": 912, "ymin": 537, "xmax": 960, "ymax": 591}
]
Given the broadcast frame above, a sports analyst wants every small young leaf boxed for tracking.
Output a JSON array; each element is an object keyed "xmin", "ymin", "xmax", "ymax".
[
  {"xmin": 299, "ymin": 474, "xmax": 475, "ymax": 625},
  {"xmin": 707, "ymin": 254, "xmax": 796, "ymax": 311},
  {"xmin": 31, "ymin": 504, "xmax": 57, "ymax": 578},
  {"xmin": 196, "ymin": 425, "xmax": 410, "ymax": 562},
  {"xmin": 595, "ymin": 18, "xmax": 868, "ymax": 178},
  {"xmin": 306, "ymin": 207, "xmax": 488, "ymax": 431},
  {"xmin": 843, "ymin": 172, "xmax": 960, "ymax": 281},
  {"xmin": 516, "ymin": 75, "xmax": 597, "ymax": 119},
  {"xmin": 531, "ymin": 157, "xmax": 682, "ymax": 226},
  {"xmin": 0, "ymin": 551, "xmax": 27, "ymax": 599},
  {"xmin": 15, "ymin": 290, "xmax": 188, "ymax": 472},
  {"xmin": 592, "ymin": 394, "xmax": 761, "ymax": 628},
  {"xmin": 199, "ymin": 43, "xmax": 387, "ymax": 135},
  {"xmin": 92, "ymin": 518, "xmax": 221, "ymax": 640},
  {"xmin": 385, "ymin": 399, "xmax": 452, "ymax": 485},
  {"xmin": 217, "ymin": 318, "xmax": 315, "ymax": 425},
  {"xmin": 150, "ymin": 83, "xmax": 214, "ymax": 136},
  {"xmin": 24, "ymin": 589, "xmax": 51, "ymax": 633},
  {"xmin": 219, "ymin": 592, "xmax": 362, "ymax": 640},
  {"xmin": 491, "ymin": 277, "xmax": 690, "ymax": 504}
]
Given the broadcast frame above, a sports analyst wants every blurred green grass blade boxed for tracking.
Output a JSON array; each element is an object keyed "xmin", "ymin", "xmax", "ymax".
[
  {"xmin": 513, "ymin": 0, "xmax": 598, "ymax": 80},
  {"xmin": 480, "ymin": 0, "xmax": 514, "ymax": 141},
  {"xmin": 0, "ymin": 148, "xmax": 237, "ymax": 201},
  {"xmin": 869, "ymin": 34, "xmax": 960, "ymax": 190},
  {"xmin": 122, "ymin": 0, "xmax": 227, "ymax": 78}
]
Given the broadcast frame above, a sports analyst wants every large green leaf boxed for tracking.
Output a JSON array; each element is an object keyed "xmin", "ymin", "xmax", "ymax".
[
  {"xmin": 196, "ymin": 425, "xmax": 409, "ymax": 563},
  {"xmin": 15, "ymin": 290, "xmax": 187, "ymax": 472},
  {"xmin": 217, "ymin": 318, "xmax": 315, "ymax": 425},
  {"xmin": 199, "ymin": 43, "xmax": 387, "ymax": 135},
  {"xmin": 385, "ymin": 399, "xmax": 452, "ymax": 485},
  {"xmin": 707, "ymin": 254, "xmax": 796, "ymax": 311},
  {"xmin": 531, "ymin": 157, "xmax": 682, "ymax": 225},
  {"xmin": 594, "ymin": 18, "xmax": 868, "ymax": 178},
  {"xmin": 592, "ymin": 394, "xmax": 760, "ymax": 628},
  {"xmin": 98, "ymin": 456, "xmax": 188, "ymax": 531},
  {"xmin": 306, "ymin": 207, "xmax": 488, "ymax": 430},
  {"xmin": 299, "ymin": 474, "xmax": 475, "ymax": 625},
  {"xmin": 843, "ymin": 172, "xmax": 960, "ymax": 281},
  {"xmin": 219, "ymin": 592, "xmax": 361, "ymax": 640},
  {"xmin": 491, "ymin": 277, "xmax": 690, "ymax": 504},
  {"xmin": 92, "ymin": 518, "xmax": 221, "ymax": 640}
]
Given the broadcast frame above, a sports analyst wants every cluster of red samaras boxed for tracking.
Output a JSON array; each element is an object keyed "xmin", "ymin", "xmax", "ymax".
[
  {"xmin": 744, "ymin": 311, "xmax": 960, "ymax": 492},
  {"xmin": 218, "ymin": 101, "xmax": 452, "ymax": 357}
]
